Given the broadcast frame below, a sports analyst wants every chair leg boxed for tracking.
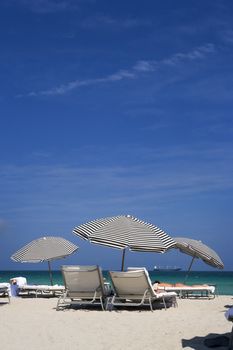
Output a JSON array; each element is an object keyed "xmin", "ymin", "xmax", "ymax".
[
  {"xmin": 56, "ymin": 296, "xmax": 61, "ymax": 311},
  {"xmin": 105, "ymin": 296, "xmax": 113, "ymax": 311},
  {"xmin": 171, "ymin": 296, "xmax": 178, "ymax": 307},
  {"xmin": 100, "ymin": 297, "xmax": 105, "ymax": 311},
  {"xmin": 162, "ymin": 297, "xmax": 167, "ymax": 310},
  {"xmin": 56, "ymin": 292, "xmax": 66, "ymax": 311},
  {"xmin": 148, "ymin": 297, "xmax": 153, "ymax": 312}
]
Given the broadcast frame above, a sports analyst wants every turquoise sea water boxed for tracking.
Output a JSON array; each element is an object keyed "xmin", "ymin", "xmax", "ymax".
[{"xmin": 1, "ymin": 270, "xmax": 233, "ymax": 295}]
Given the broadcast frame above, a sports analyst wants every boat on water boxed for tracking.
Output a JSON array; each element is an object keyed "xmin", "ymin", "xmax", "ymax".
[{"xmin": 154, "ymin": 265, "xmax": 181, "ymax": 271}]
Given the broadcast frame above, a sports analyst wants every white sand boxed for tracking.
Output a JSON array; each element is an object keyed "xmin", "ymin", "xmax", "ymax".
[{"xmin": 0, "ymin": 296, "xmax": 232, "ymax": 350}]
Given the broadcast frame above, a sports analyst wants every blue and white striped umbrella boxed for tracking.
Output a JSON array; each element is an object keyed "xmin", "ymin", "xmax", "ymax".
[
  {"xmin": 11, "ymin": 236, "xmax": 79, "ymax": 285},
  {"xmin": 174, "ymin": 237, "xmax": 224, "ymax": 269},
  {"xmin": 73, "ymin": 215, "xmax": 175, "ymax": 270},
  {"xmin": 173, "ymin": 237, "xmax": 224, "ymax": 281}
]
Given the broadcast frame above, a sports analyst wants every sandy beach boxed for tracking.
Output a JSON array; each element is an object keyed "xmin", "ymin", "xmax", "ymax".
[{"xmin": 0, "ymin": 295, "xmax": 232, "ymax": 350}]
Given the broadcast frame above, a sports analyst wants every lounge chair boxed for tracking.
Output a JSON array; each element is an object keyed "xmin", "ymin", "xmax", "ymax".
[
  {"xmin": 156, "ymin": 283, "xmax": 216, "ymax": 299},
  {"xmin": 0, "ymin": 283, "xmax": 11, "ymax": 303},
  {"xmin": 56, "ymin": 265, "xmax": 108, "ymax": 311},
  {"xmin": 107, "ymin": 269, "xmax": 177, "ymax": 311},
  {"xmin": 9, "ymin": 276, "xmax": 64, "ymax": 298},
  {"xmin": 19, "ymin": 284, "xmax": 65, "ymax": 297}
]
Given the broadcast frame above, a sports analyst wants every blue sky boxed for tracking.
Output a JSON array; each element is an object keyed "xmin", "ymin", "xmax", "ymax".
[{"xmin": 0, "ymin": 0, "xmax": 233, "ymax": 271}]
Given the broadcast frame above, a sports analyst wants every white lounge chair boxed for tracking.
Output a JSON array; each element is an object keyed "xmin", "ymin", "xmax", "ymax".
[
  {"xmin": 107, "ymin": 269, "xmax": 177, "ymax": 311},
  {"xmin": 56, "ymin": 265, "xmax": 108, "ymax": 311},
  {"xmin": 9, "ymin": 276, "xmax": 64, "ymax": 297},
  {"xmin": 156, "ymin": 284, "xmax": 216, "ymax": 299},
  {"xmin": 19, "ymin": 284, "xmax": 65, "ymax": 297}
]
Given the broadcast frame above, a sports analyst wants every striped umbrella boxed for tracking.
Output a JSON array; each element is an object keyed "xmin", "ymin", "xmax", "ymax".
[
  {"xmin": 11, "ymin": 236, "xmax": 79, "ymax": 285},
  {"xmin": 73, "ymin": 215, "xmax": 175, "ymax": 270},
  {"xmin": 173, "ymin": 237, "xmax": 224, "ymax": 281}
]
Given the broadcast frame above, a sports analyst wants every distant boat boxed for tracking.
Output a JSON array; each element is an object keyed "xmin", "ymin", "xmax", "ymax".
[{"xmin": 154, "ymin": 265, "xmax": 181, "ymax": 271}]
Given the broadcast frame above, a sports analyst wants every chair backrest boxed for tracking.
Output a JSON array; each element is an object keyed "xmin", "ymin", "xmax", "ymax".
[
  {"xmin": 61, "ymin": 265, "xmax": 105, "ymax": 296},
  {"xmin": 127, "ymin": 267, "xmax": 147, "ymax": 272},
  {"xmin": 109, "ymin": 269, "xmax": 155, "ymax": 297}
]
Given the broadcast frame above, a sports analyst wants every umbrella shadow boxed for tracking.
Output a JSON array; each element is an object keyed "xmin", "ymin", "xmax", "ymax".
[
  {"xmin": 54, "ymin": 304, "xmax": 107, "ymax": 312},
  {"xmin": 182, "ymin": 332, "xmax": 231, "ymax": 349}
]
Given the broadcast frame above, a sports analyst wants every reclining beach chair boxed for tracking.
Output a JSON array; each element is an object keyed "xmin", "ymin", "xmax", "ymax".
[
  {"xmin": 107, "ymin": 269, "xmax": 177, "ymax": 311},
  {"xmin": 0, "ymin": 284, "xmax": 11, "ymax": 303},
  {"xmin": 156, "ymin": 284, "xmax": 216, "ymax": 299},
  {"xmin": 57, "ymin": 265, "xmax": 108, "ymax": 311},
  {"xmin": 19, "ymin": 284, "xmax": 65, "ymax": 297},
  {"xmin": 9, "ymin": 276, "xmax": 64, "ymax": 297}
]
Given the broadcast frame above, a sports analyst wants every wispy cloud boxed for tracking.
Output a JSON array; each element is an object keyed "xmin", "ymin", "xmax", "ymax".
[
  {"xmin": 222, "ymin": 29, "xmax": 233, "ymax": 44},
  {"xmin": 30, "ymin": 151, "xmax": 53, "ymax": 159},
  {"xmin": 20, "ymin": 43, "xmax": 215, "ymax": 97},
  {"xmin": 21, "ymin": 70, "xmax": 136, "ymax": 97},
  {"xmin": 133, "ymin": 43, "xmax": 215, "ymax": 72},
  {"xmin": 80, "ymin": 15, "xmax": 151, "ymax": 29},
  {"xmin": 6, "ymin": 0, "xmax": 82, "ymax": 13},
  {"xmin": 1, "ymin": 141, "xmax": 232, "ymax": 218}
]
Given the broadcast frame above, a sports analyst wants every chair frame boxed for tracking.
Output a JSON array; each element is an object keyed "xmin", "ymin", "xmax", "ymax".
[
  {"xmin": 57, "ymin": 265, "xmax": 107, "ymax": 311},
  {"xmin": 157, "ymin": 285, "xmax": 215, "ymax": 299},
  {"xmin": 19, "ymin": 284, "xmax": 65, "ymax": 298},
  {"xmin": 107, "ymin": 269, "xmax": 177, "ymax": 311}
]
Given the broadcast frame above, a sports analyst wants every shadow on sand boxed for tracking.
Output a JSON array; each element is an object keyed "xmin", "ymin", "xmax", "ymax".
[{"xmin": 182, "ymin": 332, "xmax": 231, "ymax": 349}]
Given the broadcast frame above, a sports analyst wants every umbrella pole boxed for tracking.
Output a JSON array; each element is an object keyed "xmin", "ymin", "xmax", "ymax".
[
  {"xmin": 184, "ymin": 256, "xmax": 196, "ymax": 283},
  {"xmin": 121, "ymin": 249, "xmax": 126, "ymax": 271},
  {"xmin": 48, "ymin": 261, "xmax": 53, "ymax": 286}
]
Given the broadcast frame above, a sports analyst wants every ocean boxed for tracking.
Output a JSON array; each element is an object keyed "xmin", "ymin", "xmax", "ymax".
[{"xmin": 1, "ymin": 270, "xmax": 233, "ymax": 295}]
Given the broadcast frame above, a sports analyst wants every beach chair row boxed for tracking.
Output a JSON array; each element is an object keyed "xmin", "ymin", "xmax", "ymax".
[
  {"xmin": 1, "ymin": 266, "xmax": 216, "ymax": 308},
  {"xmin": 56, "ymin": 265, "xmax": 178, "ymax": 311}
]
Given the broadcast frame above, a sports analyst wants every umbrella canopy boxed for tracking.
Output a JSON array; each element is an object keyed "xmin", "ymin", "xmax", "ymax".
[
  {"xmin": 73, "ymin": 215, "xmax": 175, "ymax": 270},
  {"xmin": 173, "ymin": 237, "xmax": 224, "ymax": 281},
  {"xmin": 11, "ymin": 236, "xmax": 79, "ymax": 285}
]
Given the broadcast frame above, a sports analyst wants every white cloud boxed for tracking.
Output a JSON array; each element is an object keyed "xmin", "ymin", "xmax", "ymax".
[
  {"xmin": 222, "ymin": 29, "xmax": 233, "ymax": 44},
  {"xmin": 7, "ymin": 0, "xmax": 81, "ymax": 13},
  {"xmin": 21, "ymin": 43, "xmax": 215, "ymax": 97},
  {"xmin": 80, "ymin": 15, "xmax": 151, "ymax": 29},
  {"xmin": 133, "ymin": 60, "xmax": 156, "ymax": 72},
  {"xmin": 1, "ymin": 141, "xmax": 232, "ymax": 212}
]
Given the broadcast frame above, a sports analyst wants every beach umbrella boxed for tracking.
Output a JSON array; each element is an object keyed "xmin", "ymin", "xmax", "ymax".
[
  {"xmin": 73, "ymin": 215, "xmax": 175, "ymax": 271},
  {"xmin": 173, "ymin": 237, "xmax": 224, "ymax": 281},
  {"xmin": 11, "ymin": 236, "xmax": 79, "ymax": 285}
]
